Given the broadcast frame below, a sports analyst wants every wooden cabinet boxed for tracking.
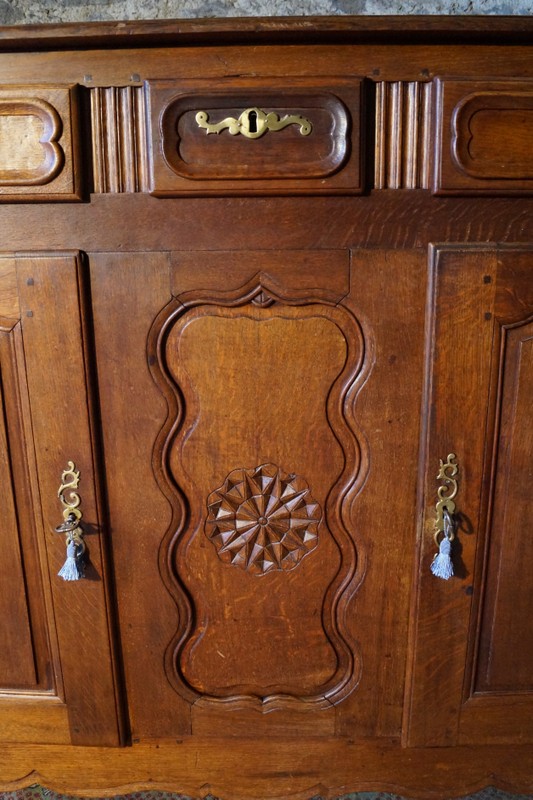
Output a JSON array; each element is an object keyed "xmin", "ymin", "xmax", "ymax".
[{"xmin": 0, "ymin": 15, "xmax": 532, "ymax": 800}]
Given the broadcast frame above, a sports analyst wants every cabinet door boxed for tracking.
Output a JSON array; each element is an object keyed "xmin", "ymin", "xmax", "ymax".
[
  {"xmin": 0, "ymin": 252, "xmax": 122, "ymax": 746},
  {"xmin": 91, "ymin": 248, "xmax": 426, "ymax": 741},
  {"xmin": 406, "ymin": 245, "xmax": 533, "ymax": 746}
]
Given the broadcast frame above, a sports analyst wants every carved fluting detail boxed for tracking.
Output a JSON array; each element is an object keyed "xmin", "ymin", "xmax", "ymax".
[
  {"xmin": 90, "ymin": 86, "xmax": 148, "ymax": 193},
  {"xmin": 205, "ymin": 463, "xmax": 321, "ymax": 575},
  {"xmin": 375, "ymin": 81, "xmax": 432, "ymax": 189}
]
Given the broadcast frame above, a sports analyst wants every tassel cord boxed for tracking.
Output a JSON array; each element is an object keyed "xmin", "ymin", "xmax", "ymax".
[
  {"xmin": 431, "ymin": 507, "xmax": 455, "ymax": 581},
  {"xmin": 58, "ymin": 538, "xmax": 85, "ymax": 581}
]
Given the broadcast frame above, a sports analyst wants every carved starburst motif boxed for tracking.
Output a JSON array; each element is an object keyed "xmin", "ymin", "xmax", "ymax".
[{"xmin": 205, "ymin": 463, "xmax": 321, "ymax": 575}]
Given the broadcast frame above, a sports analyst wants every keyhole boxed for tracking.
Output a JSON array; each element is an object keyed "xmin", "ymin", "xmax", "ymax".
[{"xmin": 248, "ymin": 110, "xmax": 258, "ymax": 133}]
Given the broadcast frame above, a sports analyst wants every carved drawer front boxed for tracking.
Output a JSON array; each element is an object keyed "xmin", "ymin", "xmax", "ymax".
[
  {"xmin": 147, "ymin": 78, "xmax": 362, "ymax": 195},
  {"xmin": 0, "ymin": 86, "xmax": 81, "ymax": 201},
  {"xmin": 434, "ymin": 79, "xmax": 533, "ymax": 194}
]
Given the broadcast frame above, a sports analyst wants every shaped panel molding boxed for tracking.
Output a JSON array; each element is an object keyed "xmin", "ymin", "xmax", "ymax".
[
  {"xmin": 148, "ymin": 275, "xmax": 370, "ymax": 712},
  {"xmin": 434, "ymin": 79, "xmax": 533, "ymax": 195},
  {"xmin": 147, "ymin": 77, "xmax": 362, "ymax": 196},
  {"xmin": 0, "ymin": 86, "xmax": 81, "ymax": 201}
]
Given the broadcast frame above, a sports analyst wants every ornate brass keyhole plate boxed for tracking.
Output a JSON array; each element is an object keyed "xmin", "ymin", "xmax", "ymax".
[{"xmin": 195, "ymin": 107, "xmax": 313, "ymax": 139}]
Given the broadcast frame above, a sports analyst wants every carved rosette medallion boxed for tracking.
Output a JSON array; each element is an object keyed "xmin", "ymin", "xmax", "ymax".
[{"xmin": 205, "ymin": 463, "xmax": 321, "ymax": 575}]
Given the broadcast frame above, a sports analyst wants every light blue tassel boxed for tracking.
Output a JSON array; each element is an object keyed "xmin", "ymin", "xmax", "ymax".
[
  {"xmin": 58, "ymin": 540, "xmax": 85, "ymax": 581},
  {"xmin": 431, "ymin": 535, "xmax": 454, "ymax": 580}
]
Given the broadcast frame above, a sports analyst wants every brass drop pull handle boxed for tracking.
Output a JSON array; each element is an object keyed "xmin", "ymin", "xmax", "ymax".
[
  {"xmin": 195, "ymin": 107, "xmax": 313, "ymax": 139},
  {"xmin": 431, "ymin": 453, "xmax": 459, "ymax": 580},
  {"xmin": 55, "ymin": 461, "xmax": 86, "ymax": 581}
]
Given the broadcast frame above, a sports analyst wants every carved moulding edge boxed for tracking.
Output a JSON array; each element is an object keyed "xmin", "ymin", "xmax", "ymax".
[
  {"xmin": 0, "ymin": 97, "xmax": 65, "ymax": 186},
  {"xmin": 147, "ymin": 276, "xmax": 371, "ymax": 712}
]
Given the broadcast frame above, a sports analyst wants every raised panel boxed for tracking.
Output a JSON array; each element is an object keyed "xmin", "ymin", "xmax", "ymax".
[
  {"xmin": 0, "ymin": 329, "xmax": 38, "ymax": 689},
  {"xmin": 0, "ymin": 273, "xmax": 72, "ymax": 743},
  {"xmin": 166, "ymin": 93, "xmax": 347, "ymax": 179},
  {"xmin": 460, "ymin": 104, "xmax": 533, "ymax": 178},
  {"xmin": 0, "ymin": 100, "xmax": 63, "ymax": 184},
  {"xmin": 148, "ymin": 78, "xmax": 362, "ymax": 196},
  {"xmin": 0, "ymin": 87, "xmax": 81, "ymax": 201},
  {"xmin": 0, "ymin": 317, "xmax": 62, "ymax": 697},
  {"xmin": 150, "ymin": 282, "xmax": 368, "ymax": 712},
  {"xmin": 474, "ymin": 323, "xmax": 533, "ymax": 693},
  {"xmin": 434, "ymin": 79, "xmax": 533, "ymax": 195}
]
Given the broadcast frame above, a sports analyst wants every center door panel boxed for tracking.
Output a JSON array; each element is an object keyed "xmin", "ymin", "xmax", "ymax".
[{"xmin": 90, "ymin": 248, "xmax": 425, "ymax": 740}]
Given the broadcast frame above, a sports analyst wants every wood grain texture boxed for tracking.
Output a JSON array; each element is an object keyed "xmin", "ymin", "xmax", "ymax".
[
  {"xmin": 0, "ymin": 257, "xmax": 19, "ymax": 321},
  {"xmin": 88, "ymin": 248, "xmax": 425, "ymax": 743},
  {"xmin": 2, "ymin": 16, "xmax": 533, "ymax": 50},
  {"xmin": 171, "ymin": 250, "xmax": 349, "ymax": 301},
  {"xmin": 0, "ymin": 698, "xmax": 69, "ymax": 745},
  {"xmin": 2, "ymin": 44, "xmax": 533, "ymax": 91},
  {"xmin": 0, "ymin": 112, "xmax": 49, "ymax": 173},
  {"xmin": 335, "ymin": 248, "xmax": 426, "ymax": 740},
  {"xmin": 89, "ymin": 251, "xmax": 190, "ymax": 740},
  {"xmin": 1, "ymin": 194, "xmax": 532, "ymax": 254}
]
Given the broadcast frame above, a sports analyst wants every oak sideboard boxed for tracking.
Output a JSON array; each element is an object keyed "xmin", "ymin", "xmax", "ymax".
[{"xmin": 0, "ymin": 15, "xmax": 532, "ymax": 800}]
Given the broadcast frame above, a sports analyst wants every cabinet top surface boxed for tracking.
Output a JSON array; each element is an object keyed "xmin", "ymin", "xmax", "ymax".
[{"xmin": 0, "ymin": 15, "xmax": 532, "ymax": 51}]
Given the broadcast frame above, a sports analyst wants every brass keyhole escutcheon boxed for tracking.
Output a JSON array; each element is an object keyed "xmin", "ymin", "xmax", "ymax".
[{"xmin": 195, "ymin": 107, "xmax": 313, "ymax": 139}]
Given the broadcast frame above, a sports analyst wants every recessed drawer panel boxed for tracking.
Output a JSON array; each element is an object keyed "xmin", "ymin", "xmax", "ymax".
[
  {"xmin": 0, "ymin": 85, "xmax": 81, "ymax": 202},
  {"xmin": 434, "ymin": 78, "xmax": 533, "ymax": 195},
  {"xmin": 147, "ymin": 78, "xmax": 362, "ymax": 195}
]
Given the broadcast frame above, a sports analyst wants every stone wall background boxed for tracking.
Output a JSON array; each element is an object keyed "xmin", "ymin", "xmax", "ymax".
[{"xmin": 0, "ymin": 0, "xmax": 531, "ymax": 27}]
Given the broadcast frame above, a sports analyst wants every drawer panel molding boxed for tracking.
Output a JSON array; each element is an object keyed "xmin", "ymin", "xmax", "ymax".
[
  {"xmin": 0, "ymin": 86, "xmax": 81, "ymax": 202},
  {"xmin": 434, "ymin": 78, "xmax": 533, "ymax": 194},
  {"xmin": 147, "ymin": 77, "xmax": 363, "ymax": 196}
]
